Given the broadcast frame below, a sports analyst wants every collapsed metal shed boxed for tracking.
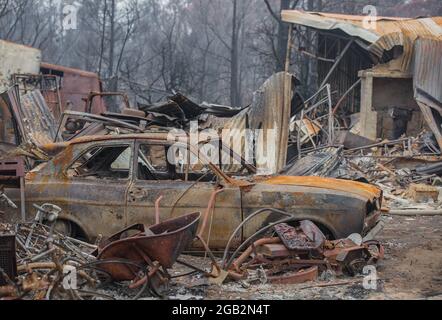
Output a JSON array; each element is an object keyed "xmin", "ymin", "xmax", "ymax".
[{"xmin": 281, "ymin": 10, "xmax": 442, "ymax": 146}]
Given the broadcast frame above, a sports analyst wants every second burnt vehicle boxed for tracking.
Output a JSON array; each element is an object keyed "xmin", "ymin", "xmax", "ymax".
[{"xmin": 2, "ymin": 133, "xmax": 382, "ymax": 249}]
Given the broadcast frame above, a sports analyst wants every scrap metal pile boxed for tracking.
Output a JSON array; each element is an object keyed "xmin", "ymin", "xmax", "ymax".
[
  {"xmin": 138, "ymin": 93, "xmax": 245, "ymax": 129},
  {"xmin": 223, "ymin": 221, "xmax": 383, "ymax": 285},
  {"xmin": 281, "ymin": 83, "xmax": 442, "ymax": 212},
  {"xmin": 284, "ymin": 131, "xmax": 442, "ymax": 211},
  {"xmin": 343, "ymin": 133, "xmax": 442, "ymax": 210},
  {"xmin": 0, "ymin": 213, "xmax": 200, "ymax": 300},
  {"xmin": 1, "ymin": 199, "xmax": 384, "ymax": 300},
  {"xmin": 0, "ymin": 204, "xmax": 106, "ymax": 300}
]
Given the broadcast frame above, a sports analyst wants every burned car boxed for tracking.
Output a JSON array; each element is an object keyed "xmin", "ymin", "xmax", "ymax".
[{"xmin": 2, "ymin": 133, "xmax": 382, "ymax": 249}]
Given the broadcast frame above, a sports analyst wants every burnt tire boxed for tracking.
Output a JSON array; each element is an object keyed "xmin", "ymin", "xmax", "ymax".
[
  {"xmin": 54, "ymin": 220, "xmax": 88, "ymax": 241},
  {"xmin": 54, "ymin": 219, "xmax": 74, "ymax": 237}
]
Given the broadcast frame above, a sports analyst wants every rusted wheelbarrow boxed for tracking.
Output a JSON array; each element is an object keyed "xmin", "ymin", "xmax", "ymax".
[{"xmin": 91, "ymin": 212, "xmax": 201, "ymax": 296}]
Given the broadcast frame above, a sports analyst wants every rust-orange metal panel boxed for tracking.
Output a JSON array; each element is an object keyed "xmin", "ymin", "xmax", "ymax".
[{"xmin": 40, "ymin": 63, "xmax": 106, "ymax": 115}]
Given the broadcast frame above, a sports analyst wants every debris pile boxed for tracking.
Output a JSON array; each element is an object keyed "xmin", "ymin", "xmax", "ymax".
[
  {"xmin": 0, "ymin": 207, "xmax": 205, "ymax": 300},
  {"xmin": 0, "ymin": 204, "xmax": 107, "ymax": 300},
  {"xmin": 284, "ymin": 131, "xmax": 442, "ymax": 211},
  {"xmin": 1, "ymin": 198, "xmax": 385, "ymax": 300},
  {"xmin": 224, "ymin": 221, "xmax": 383, "ymax": 285},
  {"xmin": 138, "ymin": 93, "xmax": 245, "ymax": 129},
  {"xmin": 343, "ymin": 134, "xmax": 442, "ymax": 210}
]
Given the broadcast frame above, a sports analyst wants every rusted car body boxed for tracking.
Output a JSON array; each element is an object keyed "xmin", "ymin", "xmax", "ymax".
[{"xmin": 2, "ymin": 133, "xmax": 382, "ymax": 250}]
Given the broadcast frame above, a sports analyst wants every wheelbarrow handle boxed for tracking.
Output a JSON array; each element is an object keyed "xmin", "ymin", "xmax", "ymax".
[{"xmin": 198, "ymin": 188, "xmax": 224, "ymax": 239}]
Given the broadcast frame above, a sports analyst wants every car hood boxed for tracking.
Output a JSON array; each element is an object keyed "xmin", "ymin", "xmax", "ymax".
[{"xmin": 260, "ymin": 176, "xmax": 382, "ymax": 201}]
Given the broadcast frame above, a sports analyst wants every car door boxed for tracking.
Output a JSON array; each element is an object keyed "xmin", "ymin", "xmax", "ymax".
[
  {"xmin": 40, "ymin": 140, "xmax": 134, "ymax": 239},
  {"xmin": 126, "ymin": 139, "xmax": 243, "ymax": 250}
]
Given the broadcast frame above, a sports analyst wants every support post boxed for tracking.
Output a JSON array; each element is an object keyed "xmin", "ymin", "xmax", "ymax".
[
  {"xmin": 20, "ymin": 177, "xmax": 25, "ymax": 222},
  {"xmin": 360, "ymin": 74, "xmax": 378, "ymax": 140},
  {"xmin": 318, "ymin": 39, "xmax": 354, "ymax": 90}
]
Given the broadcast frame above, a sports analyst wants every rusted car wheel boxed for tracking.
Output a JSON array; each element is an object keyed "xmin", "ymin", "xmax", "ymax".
[{"xmin": 54, "ymin": 220, "xmax": 74, "ymax": 237}]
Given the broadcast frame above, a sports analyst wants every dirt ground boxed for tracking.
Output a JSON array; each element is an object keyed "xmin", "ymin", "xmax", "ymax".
[{"xmin": 167, "ymin": 215, "xmax": 442, "ymax": 300}]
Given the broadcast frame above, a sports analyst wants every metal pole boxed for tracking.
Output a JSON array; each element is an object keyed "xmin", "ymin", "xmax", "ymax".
[
  {"xmin": 318, "ymin": 39, "xmax": 354, "ymax": 91},
  {"xmin": 332, "ymin": 79, "xmax": 362, "ymax": 115},
  {"xmin": 20, "ymin": 177, "xmax": 26, "ymax": 222},
  {"xmin": 327, "ymin": 84, "xmax": 334, "ymax": 146}
]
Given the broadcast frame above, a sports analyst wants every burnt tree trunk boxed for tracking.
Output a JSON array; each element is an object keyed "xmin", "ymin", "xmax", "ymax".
[
  {"xmin": 98, "ymin": 0, "xmax": 108, "ymax": 77},
  {"xmin": 230, "ymin": 0, "xmax": 241, "ymax": 107},
  {"xmin": 107, "ymin": 0, "xmax": 119, "ymax": 112},
  {"xmin": 108, "ymin": 0, "xmax": 116, "ymax": 81}
]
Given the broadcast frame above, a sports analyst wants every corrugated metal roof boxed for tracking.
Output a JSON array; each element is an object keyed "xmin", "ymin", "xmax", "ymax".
[
  {"xmin": 282, "ymin": 10, "xmax": 383, "ymax": 43},
  {"xmin": 414, "ymin": 37, "xmax": 442, "ymax": 106},
  {"xmin": 304, "ymin": 12, "xmax": 408, "ymax": 22},
  {"xmin": 282, "ymin": 10, "xmax": 442, "ymax": 41},
  {"xmin": 282, "ymin": 10, "xmax": 442, "ymax": 72}
]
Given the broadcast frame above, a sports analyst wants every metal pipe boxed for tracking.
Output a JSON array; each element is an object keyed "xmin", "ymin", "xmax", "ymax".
[
  {"xmin": 231, "ymin": 238, "xmax": 281, "ymax": 273},
  {"xmin": 326, "ymin": 84, "xmax": 334, "ymax": 145},
  {"xmin": 17, "ymin": 263, "xmax": 57, "ymax": 272},
  {"xmin": 30, "ymin": 247, "xmax": 57, "ymax": 262},
  {"xmin": 221, "ymin": 208, "xmax": 293, "ymax": 268},
  {"xmin": 155, "ymin": 195, "xmax": 164, "ymax": 225},
  {"xmin": 198, "ymin": 188, "xmax": 224, "ymax": 239},
  {"xmin": 317, "ymin": 39, "xmax": 354, "ymax": 94},
  {"xmin": 225, "ymin": 216, "xmax": 297, "ymax": 270},
  {"xmin": 345, "ymin": 138, "xmax": 410, "ymax": 152},
  {"xmin": 65, "ymin": 237, "xmax": 98, "ymax": 250},
  {"xmin": 20, "ymin": 177, "xmax": 26, "ymax": 222},
  {"xmin": 333, "ymin": 79, "xmax": 361, "ymax": 115},
  {"xmin": 388, "ymin": 210, "xmax": 442, "ymax": 216}
]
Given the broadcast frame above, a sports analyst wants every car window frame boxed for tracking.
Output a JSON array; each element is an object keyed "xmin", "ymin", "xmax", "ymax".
[
  {"xmin": 63, "ymin": 140, "xmax": 135, "ymax": 182},
  {"xmin": 133, "ymin": 140, "xmax": 218, "ymax": 183},
  {"xmin": 133, "ymin": 140, "xmax": 176, "ymax": 182},
  {"xmin": 137, "ymin": 143, "xmax": 170, "ymax": 174},
  {"xmin": 133, "ymin": 138, "xmax": 257, "ymax": 183}
]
